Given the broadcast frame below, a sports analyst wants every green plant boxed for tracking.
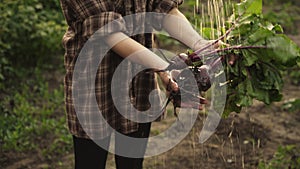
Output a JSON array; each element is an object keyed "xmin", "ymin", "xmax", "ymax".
[
  {"xmin": 0, "ymin": 57, "xmax": 14, "ymax": 90},
  {"xmin": 0, "ymin": 0, "xmax": 66, "ymax": 68},
  {"xmin": 258, "ymin": 145, "xmax": 300, "ymax": 169},
  {"xmin": 263, "ymin": 2, "xmax": 300, "ymax": 35},
  {"xmin": 0, "ymin": 69, "xmax": 71, "ymax": 159},
  {"xmin": 288, "ymin": 67, "xmax": 300, "ymax": 85},
  {"xmin": 181, "ymin": 0, "xmax": 300, "ymax": 115},
  {"xmin": 0, "ymin": 1, "xmax": 71, "ymax": 164},
  {"xmin": 283, "ymin": 98, "xmax": 300, "ymax": 112}
]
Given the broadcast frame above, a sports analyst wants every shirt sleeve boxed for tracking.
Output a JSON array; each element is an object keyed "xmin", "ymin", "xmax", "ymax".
[
  {"xmin": 81, "ymin": 12, "xmax": 127, "ymax": 39},
  {"xmin": 62, "ymin": 0, "xmax": 127, "ymax": 40},
  {"xmin": 151, "ymin": 0, "xmax": 184, "ymax": 30}
]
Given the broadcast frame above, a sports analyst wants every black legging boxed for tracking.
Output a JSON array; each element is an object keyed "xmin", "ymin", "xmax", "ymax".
[{"xmin": 73, "ymin": 123, "xmax": 151, "ymax": 169}]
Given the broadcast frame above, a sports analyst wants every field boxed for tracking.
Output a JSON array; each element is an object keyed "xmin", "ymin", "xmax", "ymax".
[
  {"xmin": 3, "ymin": 67, "xmax": 299, "ymax": 169},
  {"xmin": 2, "ymin": 30, "xmax": 300, "ymax": 169},
  {"xmin": 1, "ymin": 0, "xmax": 300, "ymax": 169}
]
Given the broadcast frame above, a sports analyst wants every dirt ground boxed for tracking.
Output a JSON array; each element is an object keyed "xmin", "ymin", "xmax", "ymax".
[
  {"xmin": 140, "ymin": 85, "xmax": 300, "ymax": 169},
  {"xmin": 2, "ymin": 36, "xmax": 300, "ymax": 169}
]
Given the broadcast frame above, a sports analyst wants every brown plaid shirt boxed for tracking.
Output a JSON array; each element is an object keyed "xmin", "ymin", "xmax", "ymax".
[{"xmin": 60, "ymin": 0, "xmax": 183, "ymax": 139}]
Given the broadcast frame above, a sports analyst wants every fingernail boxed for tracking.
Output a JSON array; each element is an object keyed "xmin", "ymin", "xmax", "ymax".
[{"xmin": 174, "ymin": 84, "xmax": 179, "ymax": 92}]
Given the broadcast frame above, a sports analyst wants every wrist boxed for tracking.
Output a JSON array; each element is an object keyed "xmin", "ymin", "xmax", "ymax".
[
  {"xmin": 192, "ymin": 38, "xmax": 209, "ymax": 51},
  {"xmin": 164, "ymin": 53, "xmax": 189, "ymax": 71}
]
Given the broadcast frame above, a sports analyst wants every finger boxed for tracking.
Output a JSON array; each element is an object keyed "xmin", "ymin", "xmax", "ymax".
[
  {"xmin": 199, "ymin": 96, "xmax": 208, "ymax": 104},
  {"xmin": 169, "ymin": 79, "xmax": 179, "ymax": 92},
  {"xmin": 214, "ymin": 40, "xmax": 231, "ymax": 49},
  {"xmin": 214, "ymin": 40, "xmax": 221, "ymax": 49}
]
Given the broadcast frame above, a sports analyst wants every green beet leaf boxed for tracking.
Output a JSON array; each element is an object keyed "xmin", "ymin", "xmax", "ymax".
[
  {"xmin": 235, "ymin": 0, "xmax": 262, "ymax": 17},
  {"xmin": 197, "ymin": 0, "xmax": 300, "ymax": 115}
]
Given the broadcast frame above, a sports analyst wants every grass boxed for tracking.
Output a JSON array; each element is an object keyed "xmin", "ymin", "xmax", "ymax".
[
  {"xmin": 258, "ymin": 145, "xmax": 300, "ymax": 169},
  {"xmin": 0, "ymin": 67, "xmax": 72, "ymax": 165}
]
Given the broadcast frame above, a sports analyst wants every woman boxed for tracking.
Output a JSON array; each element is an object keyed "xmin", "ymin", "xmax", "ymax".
[{"xmin": 59, "ymin": 0, "xmax": 213, "ymax": 168}]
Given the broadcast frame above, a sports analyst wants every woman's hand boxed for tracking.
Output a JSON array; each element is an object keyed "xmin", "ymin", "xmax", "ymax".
[
  {"xmin": 157, "ymin": 71, "xmax": 179, "ymax": 92},
  {"xmin": 157, "ymin": 70, "xmax": 208, "ymax": 110}
]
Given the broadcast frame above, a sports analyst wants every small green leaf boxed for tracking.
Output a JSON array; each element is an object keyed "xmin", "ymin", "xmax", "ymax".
[
  {"xmin": 241, "ymin": 49, "xmax": 258, "ymax": 66},
  {"xmin": 271, "ymin": 24, "xmax": 284, "ymax": 33},
  {"xmin": 235, "ymin": 0, "xmax": 262, "ymax": 16}
]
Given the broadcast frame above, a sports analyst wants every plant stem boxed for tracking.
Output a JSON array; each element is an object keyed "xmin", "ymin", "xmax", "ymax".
[
  {"xmin": 192, "ymin": 26, "xmax": 235, "ymax": 56},
  {"xmin": 190, "ymin": 45, "xmax": 267, "ymax": 62}
]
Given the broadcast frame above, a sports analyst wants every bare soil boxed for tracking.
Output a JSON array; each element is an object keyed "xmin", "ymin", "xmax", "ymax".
[{"xmin": 141, "ymin": 84, "xmax": 300, "ymax": 169}]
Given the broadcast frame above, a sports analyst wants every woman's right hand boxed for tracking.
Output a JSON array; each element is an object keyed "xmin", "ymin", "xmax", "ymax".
[
  {"xmin": 157, "ymin": 70, "xmax": 208, "ymax": 110},
  {"xmin": 157, "ymin": 71, "xmax": 179, "ymax": 92}
]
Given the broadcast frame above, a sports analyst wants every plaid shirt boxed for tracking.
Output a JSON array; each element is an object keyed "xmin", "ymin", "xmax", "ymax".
[{"xmin": 60, "ymin": 0, "xmax": 183, "ymax": 139}]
